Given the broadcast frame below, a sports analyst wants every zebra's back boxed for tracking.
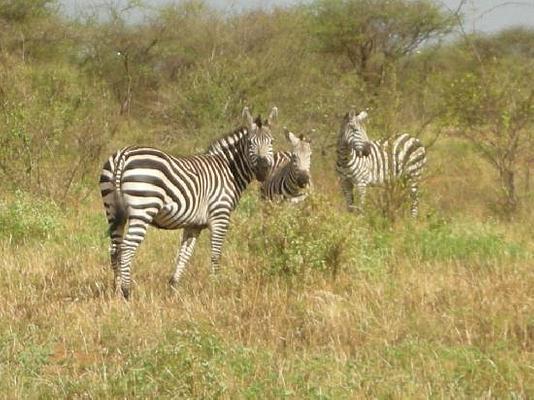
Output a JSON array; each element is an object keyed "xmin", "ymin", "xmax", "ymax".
[
  {"xmin": 367, "ymin": 133, "xmax": 426, "ymax": 185},
  {"xmin": 100, "ymin": 146, "xmax": 240, "ymax": 230}
]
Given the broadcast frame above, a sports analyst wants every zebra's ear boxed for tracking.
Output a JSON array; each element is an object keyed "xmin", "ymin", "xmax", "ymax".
[
  {"xmin": 267, "ymin": 106, "xmax": 278, "ymax": 126},
  {"xmin": 303, "ymin": 128, "xmax": 315, "ymax": 144},
  {"xmin": 284, "ymin": 128, "xmax": 299, "ymax": 146},
  {"xmin": 299, "ymin": 133, "xmax": 312, "ymax": 144},
  {"xmin": 242, "ymin": 106, "xmax": 254, "ymax": 128},
  {"xmin": 348, "ymin": 109, "xmax": 357, "ymax": 119},
  {"xmin": 356, "ymin": 111, "xmax": 368, "ymax": 122}
]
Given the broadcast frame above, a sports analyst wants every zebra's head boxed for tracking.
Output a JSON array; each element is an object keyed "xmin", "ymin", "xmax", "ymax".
[
  {"xmin": 285, "ymin": 128, "xmax": 312, "ymax": 188},
  {"xmin": 242, "ymin": 106, "xmax": 277, "ymax": 182},
  {"xmin": 340, "ymin": 110, "xmax": 371, "ymax": 157}
]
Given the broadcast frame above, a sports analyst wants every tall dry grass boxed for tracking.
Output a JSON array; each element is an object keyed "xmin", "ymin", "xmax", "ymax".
[{"xmin": 1, "ymin": 147, "xmax": 532, "ymax": 398}]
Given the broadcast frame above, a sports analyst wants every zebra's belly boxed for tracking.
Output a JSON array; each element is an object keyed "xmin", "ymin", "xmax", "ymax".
[{"xmin": 151, "ymin": 202, "xmax": 209, "ymax": 230}]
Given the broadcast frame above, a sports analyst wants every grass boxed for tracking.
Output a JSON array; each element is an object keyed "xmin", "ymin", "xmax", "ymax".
[
  {"xmin": 0, "ymin": 174, "xmax": 532, "ymax": 398},
  {"xmin": 1, "ymin": 4, "xmax": 532, "ymax": 397}
]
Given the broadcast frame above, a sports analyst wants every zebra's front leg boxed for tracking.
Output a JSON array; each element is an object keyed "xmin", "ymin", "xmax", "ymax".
[
  {"xmin": 340, "ymin": 178, "xmax": 356, "ymax": 212},
  {"xmin": 356, "ymin": 183, "xmax": 367, "ymax": 213},
  {"xmin": 118, "ymin": 217, "xmax": 150, "ymax": 299},
  {"xmin": 169, "ymin": 227, "xmax": 201, "ymax": 287},
  {"xmin": 209, "ymin": 217, "xmax": 230, "ymax": 276}
]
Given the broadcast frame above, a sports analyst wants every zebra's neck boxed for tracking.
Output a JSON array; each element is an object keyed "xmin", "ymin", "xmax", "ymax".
[
  {"xmin": 207, "ymin": 127, "xmax": 255, "ymax": 192},
  {"xmin": 337, "ymin": 143, "xmax": 356, "ymax": 167},
  {"xmin": 336, "ymin": 142, "xmax": 371, "ymax": 182},
  {"xmin": 282, "ymin": 164, "xmax": 302, "ymax": 196}
]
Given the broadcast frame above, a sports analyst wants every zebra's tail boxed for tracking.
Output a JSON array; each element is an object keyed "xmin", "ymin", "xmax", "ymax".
[
  {"xmin": 110, "ymin": 148, "xmax": 130, "ymax": 234},
  {"xmin": 100, "ymin": 147, "xmax": 130, "ymax": 237}
]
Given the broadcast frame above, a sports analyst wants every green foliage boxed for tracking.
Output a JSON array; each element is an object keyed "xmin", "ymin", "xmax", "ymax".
[
  {"xmin": 242, "ymin": 194, "xmax": 392, "ymax": 278},
  {"xmin": 402, "ymin": 216, "xmax": 528, "ymax": 263},
  {"xmin": 0, "ymin": 190, "xmax": 63, "ymax": 243},
  {"xmin": 0, "ymin": 59, "xmax": 117, "ymax": 201},
  {"xmin": 108, "ymin": 325, "xmax": 227, "ymax": 398},
  {"xmin": 309, "ymin": 0, "xmax": 455, "ymax": 82},
  {"xmin": 471, "ymin": 27, "xmax": 534, "ymax": 60},
  {"xmin": 235, "ymin": 193, "xmax": 530, "ymax": 281},
  {"xmin": 0, "ymin": 0, "xmax": 66, "ymax": 62},
  {"xmin": 440, "ymin": 45, "xmax": 534, "ymax": 215},
  {"xmin": 16, "ymin": 343, "xmax": 52, "ymax": 376},
  {"xmin": 0, "ymin": 0, "xmax": 56, "ymax": 22},
  {"xmin": 443, "ymin": 61, "xmax": 533, "ymax": 131}
]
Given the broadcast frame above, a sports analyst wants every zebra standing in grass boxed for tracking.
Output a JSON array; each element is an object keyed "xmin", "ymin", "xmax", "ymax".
[
  {"xmin": 99, "ymin": 106, "xmax": 277, "ymax": 299},
  {"xmin": 336, "ymin": 110, "xmax": 427, "ymax": 217},
  {"xmin": 261, "ymin": 128, "xmax": 312, "ymax": 203}
]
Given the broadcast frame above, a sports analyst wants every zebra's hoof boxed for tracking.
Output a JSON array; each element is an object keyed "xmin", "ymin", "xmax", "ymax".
[
  {"xmin": 121, "ymin": 286, "xmax": 130, "ymax": 300},
  {"xmin": 169, "ymin": 276, "xmax": 180, "ymax": 288}
]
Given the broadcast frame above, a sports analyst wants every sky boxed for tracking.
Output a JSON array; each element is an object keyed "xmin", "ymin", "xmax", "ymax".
[{"xmin": 59, "ymin": 0, "xmax": 534, "ymax": 33}]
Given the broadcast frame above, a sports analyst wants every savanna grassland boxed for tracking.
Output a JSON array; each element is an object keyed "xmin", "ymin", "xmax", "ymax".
[{"xmin": 1, "ymin": 1, "xmax": 533, "ymax": 398}]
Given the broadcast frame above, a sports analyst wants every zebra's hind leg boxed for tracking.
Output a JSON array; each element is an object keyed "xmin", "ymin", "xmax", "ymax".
[
  {"xmin": 118, "ymin": 217, "xmax": 151, "ymax": 299},
  {"xmin": 340, "ymin": 178, "xmax": 356, "ymax": 212},
  {"xmin": 102, "ymin": 202, "xmax": 127, "ymax": 294},
  {"xmin": 209, "ymin": 217, "xmax": 230, "ymax": 276},
  {"xmin": 409, "ymin": 181, "xmax": 419, "ymax": 218},
  {"xmin": 169, "ymin": 227, "xmax": 201, "ymax": 287},
  {"xmin": 108, "ymin": 218, "xmax": 126, "ymax": 293}
]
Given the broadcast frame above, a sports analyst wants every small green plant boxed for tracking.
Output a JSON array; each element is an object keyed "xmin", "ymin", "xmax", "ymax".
[
  {"xmin": 247, "ymin": 194, "xmax": 393, "ymax": 278},
  {"xmin": 401, "ymin": 215, "xmax": 528, "ymax": 263},
  {"xmin": 0, "ymin": 190, "xmax": 63, "ymax": 243},
  {"xmin": 108, "ymin": 325, "xmax": 227, "ymax": 399},
  {"xmin": 17, "ymin": 343, "xmax": 52, "ymax": 376}
]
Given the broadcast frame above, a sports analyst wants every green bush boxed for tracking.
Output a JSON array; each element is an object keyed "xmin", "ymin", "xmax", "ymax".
[
  {"xmin": 244, "ymin": 194, "xmax": 393, "ymax": 278},
  {"xmin": 0, "ymin": 191, "xmax": 63, "ymax": 243},
  {"xmin": 401, "ymin": 216, "xmax": 528, "ymax": 263}
]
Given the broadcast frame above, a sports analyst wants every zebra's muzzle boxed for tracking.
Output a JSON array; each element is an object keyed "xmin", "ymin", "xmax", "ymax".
[
  {"xmin": 296, "ymin": 172, "xmax": 310, "ymax": 188},
  {"xmin": 355, "ymin": 142, "xmax": 371, "ymax": 157},
  {"xmin": 254, "ymin": 157, "xmax": 272, "ymax": 182}
]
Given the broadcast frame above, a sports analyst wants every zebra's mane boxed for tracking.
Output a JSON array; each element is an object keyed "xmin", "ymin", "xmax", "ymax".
[{"xmin": 206, "ymin": 126, "xmax": 248, "ymax": 155}]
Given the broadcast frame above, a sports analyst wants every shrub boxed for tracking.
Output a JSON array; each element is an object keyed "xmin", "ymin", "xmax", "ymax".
[
  {"xmin": 245, "ymin": 194, "xmax": 393, "ymax": 278},
  {"xmin": 401, "ymin": 215, "xmax": 528, "ymax": 263},
  {"xmin": 0, "ymin": 191, "xmax": 63, "ymax": 243}
]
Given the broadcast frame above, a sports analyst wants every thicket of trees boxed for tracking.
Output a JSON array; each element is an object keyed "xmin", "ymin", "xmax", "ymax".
[{"xmin": 0, "ymin": 0, "xmax": 532, "ymax": 216}]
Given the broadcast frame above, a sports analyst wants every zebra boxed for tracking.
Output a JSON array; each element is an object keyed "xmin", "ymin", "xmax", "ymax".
[
  {"xmin": 99, "ymin": 106, "xmax": 278, "ymax": 299},
  {"xmin": 260, "ymin": 128, "xmax": 312, "ymax": 203},
  {"xmin": 336, "ymin": 110, "xmax": 427, "ymax": 217}
]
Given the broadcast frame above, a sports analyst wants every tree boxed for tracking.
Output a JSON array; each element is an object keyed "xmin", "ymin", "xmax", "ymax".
[
  {"xmin": 308, "ymin": 0, "xmax": 455, "ymax": 84},
  {"xmin": 0, "ymin": 0, "xmax": 62, "ymax": 61},
  {"xmin": 442, "ymin": 57, "xmax": 533, "ymax": 216}
]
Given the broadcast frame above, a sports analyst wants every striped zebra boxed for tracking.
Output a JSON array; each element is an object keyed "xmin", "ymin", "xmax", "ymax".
[
  {"xmin": 336, "ymin": 110, "xmax": 427, "ymax": 217},
  {"xmin": 261, "ymin": 128, "xmax": 312, "ymax": 203},
  {"xmin": 99, "ymin": 106, "xmax": 277, "ymax": 299}
]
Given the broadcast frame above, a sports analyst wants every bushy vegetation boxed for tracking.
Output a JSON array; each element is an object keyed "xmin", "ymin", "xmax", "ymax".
[
  {"xmin": 0, "ymin": 190, "xmax": 63, "ymax": 243},
  {"xmin": 0, "ymin": 0, "xmax": 533, "ymax": 398}
]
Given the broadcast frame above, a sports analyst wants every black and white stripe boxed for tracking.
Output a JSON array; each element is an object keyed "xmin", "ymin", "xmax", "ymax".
[
  {"xmin": 261, "ymin": 129, "xmax": 312, "ymax": 203},
  {"xmin": 336, "ymin": 110, "xmax": 427, "ymax": 217},
  {"xmin": 99, "ymin": 107, "xmax": 276, "ymax": 298}
]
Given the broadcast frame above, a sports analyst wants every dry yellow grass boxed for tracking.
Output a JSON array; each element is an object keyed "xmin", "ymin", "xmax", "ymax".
[{"xmin": 1, "ymin": 152, "xmax": 533, "ymax": 398}]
